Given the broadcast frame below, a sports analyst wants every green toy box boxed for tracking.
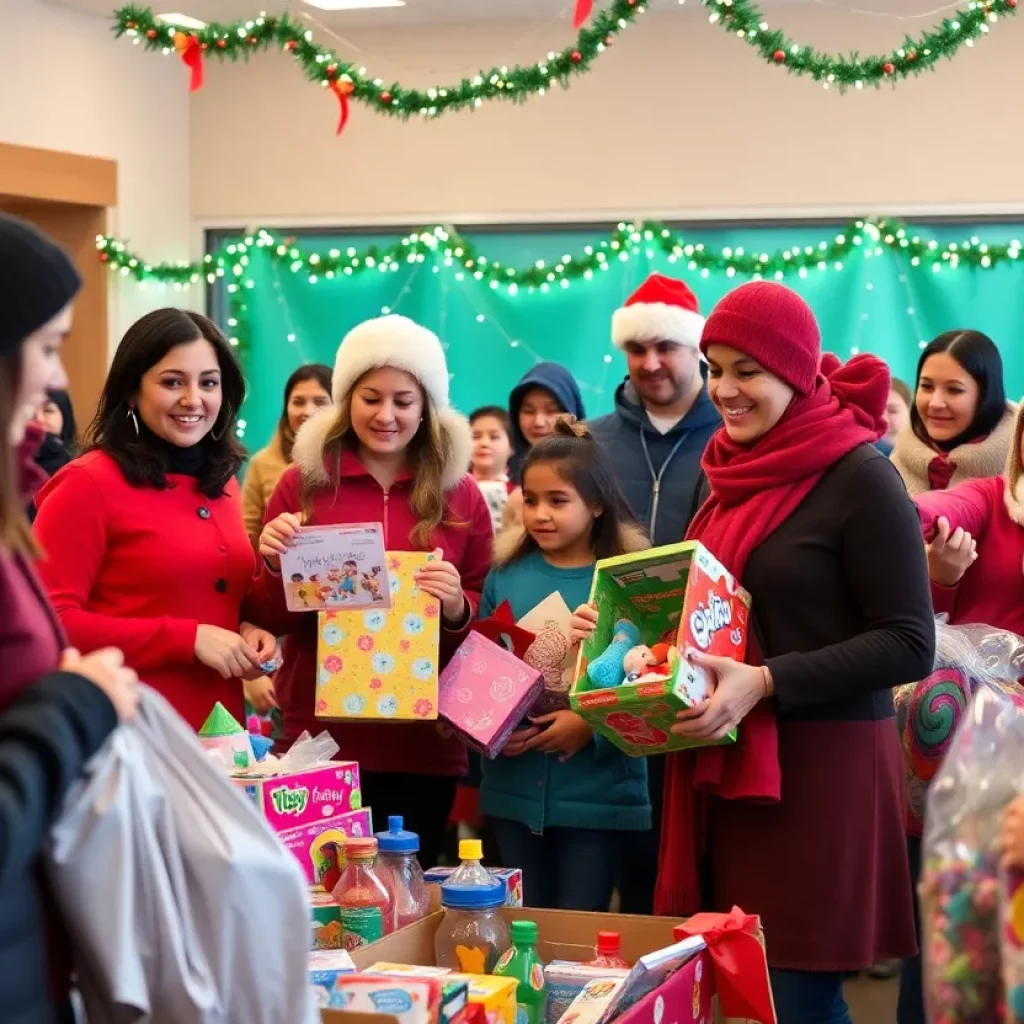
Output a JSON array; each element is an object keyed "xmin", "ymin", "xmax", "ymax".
[{"xmin": 569, "ymin": 541, "xmax": 752, "ymax": 756}]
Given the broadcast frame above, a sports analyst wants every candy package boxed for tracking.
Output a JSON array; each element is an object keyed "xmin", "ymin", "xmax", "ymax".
[
  {"xmin": 921, "ymin": 685, "xmax": 1024, "ymax": 1023},
  {"xmin": 1002, "ymin": 867, "xmax": 1024, "ymax": 1022},
  {"xmin": 895, "ymin": 619, "xmax": 1024, "ymax": 835}
]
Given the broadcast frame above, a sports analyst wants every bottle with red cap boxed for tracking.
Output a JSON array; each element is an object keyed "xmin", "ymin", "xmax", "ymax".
[{"xmin": 587, "ymin": 931, "xmax": 631, "ymax": 969}]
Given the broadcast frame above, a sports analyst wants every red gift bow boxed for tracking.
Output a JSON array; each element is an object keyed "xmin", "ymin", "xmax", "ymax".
[
  {"xmin": 173, "ymin": 32, "xmax": 204, "ymax": 92},
  {"xmin": 573, "ymin": 0, "xmax": 593, "ymax": 28},
  {"xmin": 472, "ymin": 600, "xmax": 536, "ymax": 660},
  {"xmin": 674, "ymin": 907, "xmax": 776, "ymax": 1024},
  {"xmin": 329, "ymin": 74, "xmax": 355, "ymax": 135}
]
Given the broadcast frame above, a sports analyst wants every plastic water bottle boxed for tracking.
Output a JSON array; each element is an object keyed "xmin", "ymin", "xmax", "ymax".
[
  {"xmin": 447, "ymin": 838, "xmax": 498, "ymax": 887},
  {"xmin": 375, "ymin": 816, "xmax": 430, "ymax": 931},
  {"xmin": 587, "ymin": 931, "xmax": 631, "ymax": 969}
]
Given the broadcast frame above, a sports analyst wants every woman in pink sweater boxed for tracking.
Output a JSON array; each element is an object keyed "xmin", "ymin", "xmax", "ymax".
[{"xmin": 914, "ymin": 398, "xmax": 1024, "ymax": 637}]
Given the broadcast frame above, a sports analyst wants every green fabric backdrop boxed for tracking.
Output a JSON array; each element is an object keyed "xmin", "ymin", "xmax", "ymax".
[{"xmin": 219, "ymin": 221, "xmax": 1024, "ymax": 453}]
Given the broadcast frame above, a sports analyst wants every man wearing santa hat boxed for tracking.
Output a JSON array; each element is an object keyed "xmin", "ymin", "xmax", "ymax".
[{"xmin": 589, "ymin": 272, "xmax": 720, "ymax": 915}]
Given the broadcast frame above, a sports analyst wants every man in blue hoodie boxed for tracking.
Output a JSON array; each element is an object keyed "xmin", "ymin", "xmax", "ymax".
[{"xmin": 589, "ymin": 273, "xmax": 720, "ymax": 915}]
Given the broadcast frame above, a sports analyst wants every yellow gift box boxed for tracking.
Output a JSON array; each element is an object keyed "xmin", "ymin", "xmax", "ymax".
[{"xmin": 316, "ymin": 551, "xmax": 440, "ymax": 721}]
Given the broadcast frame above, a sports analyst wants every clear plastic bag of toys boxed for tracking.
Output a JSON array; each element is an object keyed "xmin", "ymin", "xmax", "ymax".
[
  {"xmin": 895, "ymin": 619, "xmax": 1024, "ymax": 835},
  {"xmin": 1002, "ymin": 864, "xmax": 1024, "ymax": 1023},
  {"xmin": 921, "ymin": 684, "xmax": 1024, "ymax": 1023}
]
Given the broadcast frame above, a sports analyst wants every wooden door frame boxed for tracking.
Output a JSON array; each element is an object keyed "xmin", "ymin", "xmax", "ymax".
[{"xmin": 0, "ymin": 142, "xmax": 117, "ymax": 430}]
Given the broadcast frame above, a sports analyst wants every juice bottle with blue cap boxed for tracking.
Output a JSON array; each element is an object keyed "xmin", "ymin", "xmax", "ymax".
[
  {"xmin": 375, "ymin": 816, "xmax": 430, "ymax": 931},
  {"xmin": 435, "ymin": 872, "xmax": 510, "ymax": 973}
]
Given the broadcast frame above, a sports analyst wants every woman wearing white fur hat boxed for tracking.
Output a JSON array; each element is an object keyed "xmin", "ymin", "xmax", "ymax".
[{"xmin": 248, "ymin": 315, "xmax": 493, "ymax": 866}]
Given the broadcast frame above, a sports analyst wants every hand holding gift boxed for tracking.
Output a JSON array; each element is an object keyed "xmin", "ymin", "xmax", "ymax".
[
  {"xmin": 259, "ymin": 511, "xmax": 302, "ymax": 571},
  {"xmin": 414, "ymin": 549, "xmax": 466, "ymax": 625},
  {"xmin": 569, "ymin": 602, "xmax": 598, "ymax": 645},
  {"xmin": 671, "ymin": 650, "xmax": 773, "ymax": 744},
  {"xmin": 523, "ymin": 710, "xmax": 593, "ymax": 761}
]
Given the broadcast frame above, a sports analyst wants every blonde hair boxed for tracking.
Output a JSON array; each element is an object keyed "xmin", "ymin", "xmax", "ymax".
[{"xmin": 301, "ymin": 378, "xmax": 458, "ymax": 547}]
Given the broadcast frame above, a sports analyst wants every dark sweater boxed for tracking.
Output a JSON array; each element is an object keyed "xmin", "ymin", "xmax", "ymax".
[
  {"xmin": 588, "ymin": 380, "xmax": 721, "ymax": 546},
  {"xmin": 708, "ymin": 444, "xmax": 935, "ymax": 970},
  {"xmin": 0, "ymin": 672, "xmax": 117, "ymax": 1024}
]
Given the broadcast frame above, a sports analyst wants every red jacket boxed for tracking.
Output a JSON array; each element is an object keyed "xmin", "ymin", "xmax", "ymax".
[
  {"xmin": 245, "ymin": 436, "xmax": 493, "ymax": 776},
  {"xmin": 915, "ymin": 474, "xmax": 1024, "ymax": 638},
  {"xmin": 33, "ymin": 451, "xmax": 256, "ymax": 729}
]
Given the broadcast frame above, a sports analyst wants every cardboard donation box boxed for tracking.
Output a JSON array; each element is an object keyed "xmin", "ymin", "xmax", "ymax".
[
  {"xmin": 317, "ymin": 552, "xmax": 441, "ymax": 722},
  {"xmin": 570, "ymin": 542, "xmax": 752, "ymax": 756},
  {"xmin": 437, "ymin": 632, "xmax": 543, "ymax": 759}
]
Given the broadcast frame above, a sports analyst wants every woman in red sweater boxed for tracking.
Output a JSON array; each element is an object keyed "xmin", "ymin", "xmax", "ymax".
[
  {"xmin": 250, "ymin": 314, "xmax": 493, "ymax": 866},
  {"xmin": 34, "ymin": 309, "xmax": 277, "ymax": 730}
]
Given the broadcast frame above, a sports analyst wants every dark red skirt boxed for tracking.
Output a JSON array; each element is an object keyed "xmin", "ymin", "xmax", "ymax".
[{"xmin": 709, "ymin": 718, "xmax": 915, "ymax": 971}]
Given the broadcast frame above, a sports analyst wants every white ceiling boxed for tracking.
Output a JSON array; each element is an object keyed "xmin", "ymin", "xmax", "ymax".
[{"xmin": 49, "ymin": 0, "xmax": 597, "ymax": 27}]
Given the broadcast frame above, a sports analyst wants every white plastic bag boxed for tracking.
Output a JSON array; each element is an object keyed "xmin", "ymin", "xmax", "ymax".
[{"xmin": 46, "ymin": 687, "xmax": 318, "ymax": 1024}]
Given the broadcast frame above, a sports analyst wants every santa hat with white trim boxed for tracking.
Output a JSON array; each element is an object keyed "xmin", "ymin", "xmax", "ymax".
[{"xmin": 611, "ymin": 273, "xmax": 705, "ymax": 350}]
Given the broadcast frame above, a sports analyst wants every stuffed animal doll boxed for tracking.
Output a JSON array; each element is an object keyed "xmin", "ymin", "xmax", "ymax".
[
  {"xmin": 622, "ymin": 642, "xmax": 672, "ymax": 684},
  {"xmin": 587, "ymin": 619, "xmax": 640, "ymax": 689}
]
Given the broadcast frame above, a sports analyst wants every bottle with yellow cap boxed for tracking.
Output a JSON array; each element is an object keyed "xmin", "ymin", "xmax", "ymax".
[{"xmin": 447, "ymin": 838, "xmax": 498, "ymax": 888}]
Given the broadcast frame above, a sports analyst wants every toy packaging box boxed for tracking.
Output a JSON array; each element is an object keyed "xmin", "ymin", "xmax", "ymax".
[
  {"xmin": 545, "ymin": 964, "xmax": 630, "ymax": 1024},
  {"xmin": 437, "ymin": 632, "xmax": 544, "ymax": 758},
  {"xmin": 570, "ymin": 541, "xmax": 752, "ymax": 757},
  {"xmin": 616, "ymin": 950, "xmax": 714, "ymax": 1024},
  {"xmin": 310, "ymin": 949, "xmax": 358, "ymax": 1007},
  {"xmin": 232, "ymin": 760, "xmax": 361, "ymax": 833},
  {"xmin": 314, "ymin": 974, "xmax": 443, "ymax": 1021},
  {"xmin": 423, "ymin": 866, "xmax": 523, "ymax": 907},
  {"xmin": 317, "ymin": 551, "xmax": 440, "ymax": 722},
  {"xmin": 280, "ymin": 806, "xmax": 373, "ymax": 886}
]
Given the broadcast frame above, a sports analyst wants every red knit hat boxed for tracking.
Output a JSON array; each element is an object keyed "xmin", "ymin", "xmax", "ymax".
[
  {"xmin": 699, "ymin": 281, "xmax": 821, "ymax": 396},
  {"xmin": 612, "ymin": 273, "xmax": 705, "ymax": 350}
]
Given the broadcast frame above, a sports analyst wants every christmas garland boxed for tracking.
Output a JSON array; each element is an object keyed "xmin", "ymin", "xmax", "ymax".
[
  {"xmin": 704, "ymin": 0, "xmax": 1018, "ymax": 91},
  {"xmin": 112, "ymin": 3, "xmax": 642, "ymax": 132},
  {"xmin": 97, "ymin": 219, "xmax": 1024, "ymax": 295}
]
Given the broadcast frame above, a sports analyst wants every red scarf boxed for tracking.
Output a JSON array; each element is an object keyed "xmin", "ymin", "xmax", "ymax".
[{"xmin": 655, "ymin": 353, "xmax": 889, "ymax": 915}]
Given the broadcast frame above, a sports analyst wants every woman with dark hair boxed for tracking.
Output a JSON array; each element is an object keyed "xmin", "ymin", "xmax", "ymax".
[
  {"xmin": 0, "ymin": 213, "xmax": 138, "ymax": 1024},
  {"xmin": 34, "ymin": 308, "xmax": 277, "ymax": 730},
  {"xmin": 892, "ymin": 330, "xmax": 1014, "ymax": 494},
  {"xmin": 241, "ymin": 363, "xmax": 333, "ymax": 548},
  {"xmin": 27, "ymin": 390, "xmax": 77, "ymax": 523}
]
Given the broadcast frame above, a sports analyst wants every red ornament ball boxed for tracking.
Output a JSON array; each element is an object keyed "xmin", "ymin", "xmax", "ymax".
[
  {"xmin": 1009, "ymin": 0, "xmax": 1018, "ymax": 9},
  {"xmin": 326, "ymin": 63, "xmax": 338, "ymax": 78},
  {"xmin": 201, "ymin": 42, "xmax": 209, "ymax": 51},
  {"xmin": 247, "ymin": 35, "xmax": 257, "ymax": 44},
  {"xmin": 380, "ymin": 90, "xmax": 393, "ymax": 104},
  {"xmin": 216, "ymin": 38, "xmax": 227, "ymax": 49},
  {"xmin": 773, "ymin": 49, "xmax": 785, "ymax": 63},
  {"xmin": 883, "ymin": 62, "xmax": 895, "ymax": 74},
  {"xmin": 126, "ymin": 20, "xmax": 136, "ymax": 29},
  {"xmin": 146, "ymin": 28, "xmax": 157, "ymax": 39},
  {"xmin": 570, "ymin": 50, "xmax": 583, "ymax": 63},
  {"xmin": 605, "ymin": 34, "xmax": 614, "ymax": 45},
  {"xmin": 906, "ymin": 48, "xmax": 917, "ymax": 60},
  {"xmin": 285, "ymin": 39, "xmax": 298, "ymax": 51}
]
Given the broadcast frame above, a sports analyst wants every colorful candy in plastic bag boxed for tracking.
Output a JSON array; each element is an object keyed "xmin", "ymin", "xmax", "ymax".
[
  {"xmin": 895, "ymin": 619, "xmax": 1024, "ymax": 836},
  {"xmin": 921, "ymin": 685, "xmax": 1024, "ymax": 1023},
  {"xmin": 1002, "ymin": 866, "xmax": 1024, "ymax": 1022}
]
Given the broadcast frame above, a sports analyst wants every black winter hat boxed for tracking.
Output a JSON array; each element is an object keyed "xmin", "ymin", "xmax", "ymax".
[{"xmin": 0, "ymin": 214, "xmax": 82, "ymax": 354}]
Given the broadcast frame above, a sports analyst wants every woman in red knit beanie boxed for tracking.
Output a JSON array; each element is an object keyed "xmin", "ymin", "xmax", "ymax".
[{"xmin": 658, "ymin": 281, "xmax": 935, "ymax": 1022}]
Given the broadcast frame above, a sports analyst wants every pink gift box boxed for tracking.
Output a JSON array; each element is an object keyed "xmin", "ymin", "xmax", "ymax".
[
  {"xmin": 438, "ymin": 632, "xmax": 544, "ymax": 759},
  {"xmin": 232, "ymin": 760, "xmax": 361, "ymax": 834},
  {"xmin": 278, "ymin": 807, "xmax": 373, "ymax": 886},
  {"xmin": 616, "ymin": 950, "xmax": 714, "ymax": 1024}
]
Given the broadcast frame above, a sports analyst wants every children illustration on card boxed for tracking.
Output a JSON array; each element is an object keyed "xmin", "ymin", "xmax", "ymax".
[{"xmin": 281, "ymin": 523, "xmax": 390, "ymax": 613}]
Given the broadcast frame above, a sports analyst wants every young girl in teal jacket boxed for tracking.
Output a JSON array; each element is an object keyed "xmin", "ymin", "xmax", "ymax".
[{"xmin": 479, "ymin": 417, "xmax": 651, "ymax": 911}]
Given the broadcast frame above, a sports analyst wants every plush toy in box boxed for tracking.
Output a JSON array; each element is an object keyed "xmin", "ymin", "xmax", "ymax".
[{"xmin": 570, "ymin": 541, "xmax": 751, "ymax": 756}]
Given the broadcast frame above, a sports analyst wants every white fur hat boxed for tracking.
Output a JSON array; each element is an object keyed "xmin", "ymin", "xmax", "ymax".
[
  {"xmin": 332, "ymin": 314, "xmax": 450, "ymax": 407},
  {"xmin": 293, "ymin": 314, "xmax": 471, "ymax": 492}
]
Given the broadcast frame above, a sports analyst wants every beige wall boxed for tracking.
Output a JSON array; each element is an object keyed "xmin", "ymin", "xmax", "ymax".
[
  {"xmin": 0, "ymin": 0, "xmax": 192, "ymax": 346},
  {"xmin": 191, "ymin": 2, "xmax": 1024, "ymax": 226}
]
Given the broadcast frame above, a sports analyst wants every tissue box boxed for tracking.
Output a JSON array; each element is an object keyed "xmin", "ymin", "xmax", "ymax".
[
  {"xmin": 570, "ymin": 541, "xmax": 751, "ymax": 757},
  {"xmin": 438, "ymin": 633, "xmax": 544, "ymax": 758},
  {"xmin": 423, "ymin": 866, "xmax": 523, "ymax": 907},
  {"xmin": 318, "ymin": 975, "xmax": 442, "ymax": 1022},
  {"xmin": 545, "ymin": 964, "xmax": 630, "ymax": 1024},
  {"xmin": 317, "ymin": 551, "xmax": 440, "ymax": 722},
  {"xmin": 232, "ymin": 760, "xmax": 361, "ymax": 834},
  {"xmin": 279, "ymin": 807, "xmax": 373, "ymax": 886}
]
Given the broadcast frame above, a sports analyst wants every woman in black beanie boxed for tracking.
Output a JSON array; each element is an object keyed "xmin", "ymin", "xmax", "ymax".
[{"xmin": 0, "ymin": 213, "xmax": 138, "ymax": 1024}]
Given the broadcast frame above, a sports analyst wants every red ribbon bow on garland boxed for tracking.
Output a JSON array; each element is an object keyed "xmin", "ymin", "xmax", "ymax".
[
  {"xmin": 573, "ymin": 0, "xmax": 594, "ymax": 28},
  {"xmin": 472, "ymin": 601, "xmax": 536, "ymax": 660},
  {"xmin": 674, "ymin": 907, "xmax": 777, "ymax": 1024},
  {"xmin": 173, "ymin": 32, "xmax": 204, "ymax": 91},
  {"xmin": 326, "ymin": 69, "xmax": 355, "ymax": 135}
]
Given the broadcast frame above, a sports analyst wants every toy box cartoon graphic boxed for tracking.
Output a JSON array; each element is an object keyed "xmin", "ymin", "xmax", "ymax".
[
  {"xmin": 570, "ymin": 541, "xmax": 751, "ymax": 756},
  {"xmin": 279, "ymin": 806, "xmax": 373, "ymax": 886},
  {"xmin": 281, "ymin": 522, "xmax": 389, "ymax": 613},
  {"xmin": 232, "ymin": 760, "xmax": 361, "ymax": 834},
  {"xmin": 438, "ymin": 632, "xmax": 544, "ymax": 759},
  {"xmin": 316, "ymin": 551, "xmax": 440, "ymax": 722}
]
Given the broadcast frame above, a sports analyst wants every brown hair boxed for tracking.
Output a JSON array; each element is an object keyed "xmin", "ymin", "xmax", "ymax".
[
  {"xmin": 890, "ymin": 378, "xmax": 912, "ymax": 409},
  {"xmin": 0, "ymin": 350, "xmax": 38, "ymax": 555},
  {"xmin": 301, "ymin": 374, "xmax": 458, "ymax": 547},
  {"xmin": 279, "ymin": 363, "xmax": 333, "ymax": 462}
]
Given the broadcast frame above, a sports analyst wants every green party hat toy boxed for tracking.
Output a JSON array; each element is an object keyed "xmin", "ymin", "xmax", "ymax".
[{"xmin": 198, "ymin": 702, "xmax": 254, "ymax": 769}]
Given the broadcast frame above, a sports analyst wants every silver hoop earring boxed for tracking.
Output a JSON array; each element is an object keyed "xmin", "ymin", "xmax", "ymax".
[
  {"xmin": 127, "ymin": 407, "xmax": 140, "ymax": 438},
  {"xmin": 210, "ymin": 424, "xmax": 224, "ymax": 442},
  {"xmin": 210, "ymin": 404, "xmax": 233, "ymax": 443}
]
